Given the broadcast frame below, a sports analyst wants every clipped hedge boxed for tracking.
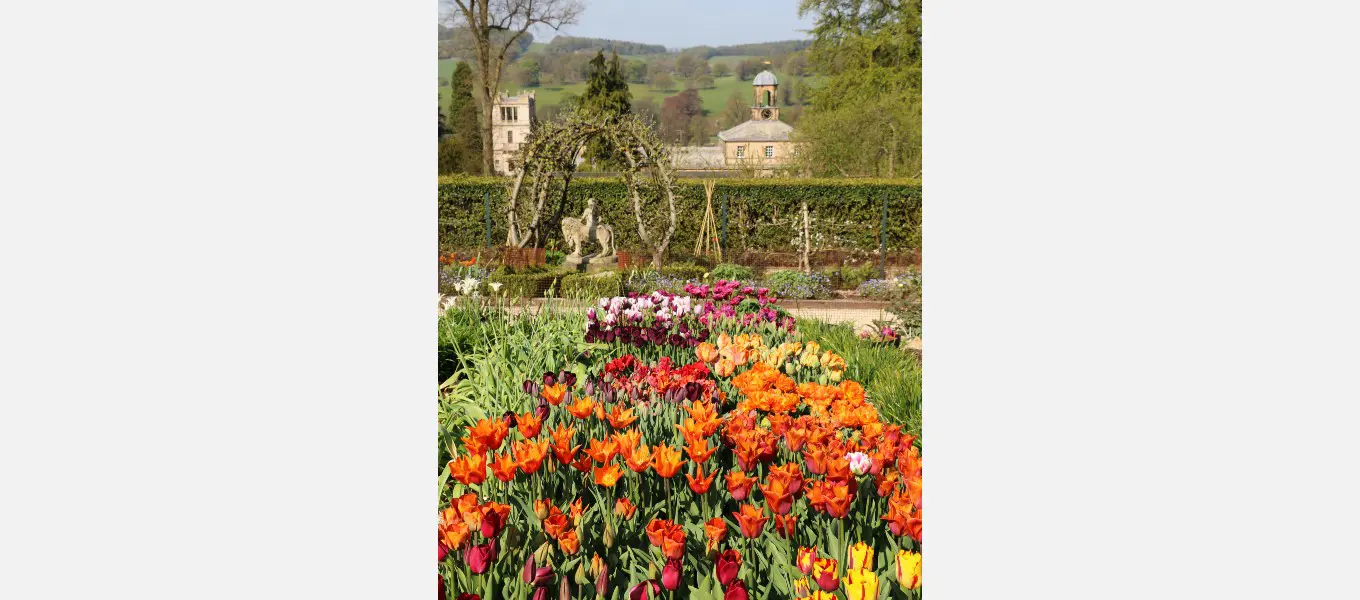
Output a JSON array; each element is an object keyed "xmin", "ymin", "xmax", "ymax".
[
  {"xmin": 560, "ymin": 272, "xmax": 623, "ymax": 299},
  {"xmin": 439, "ymin": 176, "xmax": 921, "ymax": 258},
  {"xmin": 487, "ymin": 269, "xmax": 570, "ymax": 298}
]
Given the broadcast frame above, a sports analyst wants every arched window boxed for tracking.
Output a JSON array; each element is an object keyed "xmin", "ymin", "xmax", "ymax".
[{"xmin": 763, "ymin": 90, "xmax": 772, "ymax": 107}]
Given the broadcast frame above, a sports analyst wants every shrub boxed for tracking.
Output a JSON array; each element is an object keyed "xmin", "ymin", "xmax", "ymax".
[
  {"xmin": 824, "ymin": 262, "xmax": 878, "ymax": 289},
  {"xmin": 763, "ymin": 270, "xmax": 833, "ymax": 300},
  {"xmin": 657, "ymin": 261, "xmax": 707, "ymax": 281},
  {"xmin": 560, "ymin": 272, "xmax": 623, "ymax": 299},
  {"xmin": 487, "ymin": 269, "xmax": 569, "ymax": 298},
  {"xmin": 710, "ymin": 263, "xmax": 756, "ymax": 281}
]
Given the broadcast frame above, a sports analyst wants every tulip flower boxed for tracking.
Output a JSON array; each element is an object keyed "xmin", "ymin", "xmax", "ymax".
[
  {"xmin": 557, "ymin": 530, "xmax": 580, "ymax": 555},
  {"xmin": 794, "ymin": 547, "xmax": 820, "ymax": 577},
  {"xmin": 844, "ymin": 568, "xmax": 879, "ymax": 600},
  {"xmin": 661, "ymin": 558, "xmax": 682, "ymax": 591},
  {"xmin": 773, "ymin": 514, "xmax": 797, "ymax": 538},
  {"xmin": 725, "ymin": 470, "xmax": 756, "ymax": 501},
  {"xmin": 847, "ymin": 541, "xmax": 873, "ymax": 571},
  {"xmin": 464, "ymin": 540, "xmax": 497, "ymax": 574},
  {"xmin": 566, "ymin": 396, "xmax": 596, "ymax": 419},
  {"xmin": 714, "ymin": 549, "xmax": 741, "ymax": 586},
  {"xmin": 792, "ymin": 578, "xmax": 811, "ymax": 599},
  {"xmin": 759, "ymin": 478, "xmax": 795, "ymax": 515},
  {"xmin": 696, "ymin": 342, "xmax": 719, "ymax": 363},
  {"xmin": 541, "ymin": 383, "xmax": 567, "ymax": 406},
  {"xmin": 812, "ymin": 558, "xmax": 839, "ymax": 591},
  {"xmin": 456, "ymin": 594, "xmax": 480, "ymax": 600},
  {"xmin": 593, "ymin": 463, "xmax": 624, "ymax": 487},
  {"xmin": 448, "ymin": 454, "xmax": 487, "ymax": 486},
  {"xmin": 614, "ymin": 497, "xmax": 637, "ymax": 520},
  {"xmin": 522, "ymin": 554, "xmax": 554, "ymax": 586},
  {"xmin": 846, "ymin": 451, "xmax": 872, "ymax": 475},
  {"xmin": 686, "ymin": 464, "xmax": 716, "ymax": 494},
  {"xmin": 514, "ymin": 439, "xmax": 549, "ymax": 474},
  {"xmin": 895, "ymin": 550, "xmax": 922, "ymax": 590},
  {"xmin": 625, "ymin": 443, "xmax": 653, "ymax": 473},
  {"xmin": 652, "ymin": 444, "xmax": 684, "ymax": 479},
  {"xmin": 732, "ymin": 504, "xmax": 769, "ymax": 538},
  {"xmin": 605, "ymin": 405, "xmax": 638, "ymax": 428},
  {"xmin": 627, "ymin": 580, "xmax": 662, "ymax": 600},
  {"xmin": 723, "ymin": 580, "xmax": 748, "ymax": 600},
  {"xmin": 490, "ymin": 452, "xmax": 518, "ymax": 482},
  {"xmin": 517, "ymin": 411, "xmax": 543, "ymax": 438},
  {"xmin": 479, "ymin": 503, "xmax": 510, "ymax": 537},
  {"xmin": 807, "ymin": 593, "xmax": 837, "ymax": 600},
  {"xmin": 703, "ymin": 517, "xmax": 727, "ymax": 552}
]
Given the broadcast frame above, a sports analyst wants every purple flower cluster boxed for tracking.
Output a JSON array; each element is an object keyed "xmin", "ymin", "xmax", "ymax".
[
  {"xmin": 682, "ymin": 280, "xmax": 796, "ymax": 332},
  {"xmin": 584, "ymin": 292, "xmax": 710, "ymax": 347}
]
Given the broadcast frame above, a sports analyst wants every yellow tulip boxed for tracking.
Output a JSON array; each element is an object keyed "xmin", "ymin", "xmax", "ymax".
[
  {"xmin": 807, "ymin": 592, "xmax": 837, "ymax": 600},
  {"xmin": 895, "ymin": 549, "xmax": 922, "ymax": 590},
  {"xmin": 844, "ymin": 568, "xmax": 879, "ymax": 600},
  {"xmin": 847, "ymin": 541, "xmax": 874, "ymax": 570},
  {"xmin": 793, "ymin": 578, "xmax": 812, "ymax": 599}
]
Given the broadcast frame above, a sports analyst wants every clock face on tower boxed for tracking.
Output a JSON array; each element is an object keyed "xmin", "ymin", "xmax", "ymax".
[{"xmin": 761, "ymin": 108, "xmax": 772, "ymax": 119}]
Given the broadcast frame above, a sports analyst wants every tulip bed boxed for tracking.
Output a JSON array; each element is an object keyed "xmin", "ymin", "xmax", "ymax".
[{"xmin": 439, "ymin": 283, "xmax": 922, "ymax": 600}]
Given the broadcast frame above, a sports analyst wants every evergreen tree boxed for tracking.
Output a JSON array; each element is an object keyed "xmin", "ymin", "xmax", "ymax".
[
  {"xmin": 442, "ymin": 61, "xmax": 484, "ymax": 174},
  {"xmin": 580, "ymin": 51, "xmax": 633, "ymax": 167}
]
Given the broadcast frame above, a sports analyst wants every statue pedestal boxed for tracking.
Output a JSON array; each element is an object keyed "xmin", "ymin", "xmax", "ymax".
[{"xmin": 563, "ymin": 254, "xmax": 619, "ymax": 274}]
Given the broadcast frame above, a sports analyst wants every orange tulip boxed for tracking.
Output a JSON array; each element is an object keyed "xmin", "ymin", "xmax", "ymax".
[
  {"xmin": 823, "ymin": 483, "xmax": 854, "ymax": 519},
  {"xmin": 686, "ymin": 463, "xmax": 716, "ymax": 494},
  {"xmin": 684, "ymin": 437, "xmax": 717, "ymax": 464},
  {"xmin": 459, "ymin": 434, "xmax": 488, "ymax": 458},
  {"xmin": 533, "ymin": 499, "xmax": 552, "ymax": 521},
  {"xmin": 704, "ymin": 517, "xmax": 727, "ymax": 552},
  {"xmin": 725, "ymin": 469, "xmax": 756, "ymax": 501},
  {"xmin": 449, "ymin": 453, "xmax": 486, "ymax": 486},
  {"xmin": 541, "ymin": 383, "xmax": 567, "ymax": 406},
  {"xmin": 514, "ymin": 439, "xmax": 549, "ymax": 474},
  {"xmin": 614, "ymin": 497, "xmax": 638, "ymax": 520},
  {"xmin": 544, "ymin": 508, "xmax": 570, "ymax": 539},
  {"xmin": 569, "ymin": 498, "xmax": 584, "ymax": 522},
  {"xmin": 490, "ymin": 451, "xmax": 518, "ymax": 482},
  {"xmin": 732, "ymin": 504, "xmax": 769, "ymax": 538},
  {"xmin": 469, "ymin": 417, "xmax": 509, "ymax": 452},
  {"xmin": 605, "ymin": 404, "xmax": 638, "ymax": 428},
  {"xmin": 768, "ymin": 463, "xmax": 804, "ymax": 495},
  {"xmin": 625, "ymin": 443, "xmax": 653, "ymax": 473},
  {"xmin": 760, "ymin": 478, "xmax": 795, "ymax": 515},
  {"xmin": 593, "ymin": 463, "xmax": 624, "ymax": 487},
  {"xmin": 696, "ymin": 342, "xmax": 719, "ymax": 363},
  {"xmin": 585, "ymin": 437, "xmax": 619, "ymax": 464},
  {"xmin": 566, "ymin": 396, "xmax": 596, "ymax": 420},
  {"xmin": 438, "ymin": 517, "xmax": 470, "ymax": 551},
  {"xmin": 613, "ymin": 429, "xmax": 641, "ymax": 460},
  {"xmin": 652, "ymin": 444, "xmax": 684, "ymax": 479},
  {"xmin": 558, "ymin": 529, "xmax": 580, "ymax": 555},
  {"xmin": 517, "ymin": 410, "xmax": 543, "ymax": 439},
  {"xmin": 660, "ymin": 527, "xmax": 686, "ymax": 560},
  {"xmin": 675, "ymin": 418, "xmax": 707, "ymax": 445},
  {"xmin": 646, "ymin": 519, "xmax": 674, "ymax": 547},
  {"xmin": 570, "ymin": 453, "xmax": 594, "ymax": 473},
  {"xmin": 714, "ymin": 358, "xmax": 735, "ymax": 377},
  {"xmin": 875, "ymin": 468, "xmax": 901, "ymax": 497}
]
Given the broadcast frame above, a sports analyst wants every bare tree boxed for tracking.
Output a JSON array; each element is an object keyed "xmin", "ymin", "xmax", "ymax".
[{"xmin": 441, "ymin": 0, "xmax": 585, "ymax": 175}]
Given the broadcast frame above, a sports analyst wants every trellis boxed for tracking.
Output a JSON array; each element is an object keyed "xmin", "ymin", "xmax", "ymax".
[{"xmin": 693, "ymin": 179, "xmax": 723, "ymax": 262}]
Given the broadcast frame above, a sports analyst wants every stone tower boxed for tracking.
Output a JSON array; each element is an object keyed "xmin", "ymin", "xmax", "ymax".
[
  {"xmin": 750, "ymin": 69, "xmax": 779, "ymax": 121},
  {"xmin": 491, "ymin": 91, "xmax": 536, "ymax": 175}
]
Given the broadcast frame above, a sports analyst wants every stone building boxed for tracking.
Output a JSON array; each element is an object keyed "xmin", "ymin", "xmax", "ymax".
[
  {"xmin": 715, "ymin": 70, "xmax": 798, "ymax": 170},
  {"xmin": 491, "ymin": 91, "xmax": 535, "ymax": 175}
]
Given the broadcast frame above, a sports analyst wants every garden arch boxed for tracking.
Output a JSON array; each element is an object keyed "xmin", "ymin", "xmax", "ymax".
[{"xmin": 502, "ymin": 109, "xmax": 678, "ymax": 269}]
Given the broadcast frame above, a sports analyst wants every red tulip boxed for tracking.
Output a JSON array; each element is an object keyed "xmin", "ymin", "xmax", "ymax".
[
  {"xmin": 456, "ymin": 594, "xmax": 479, "ymax": 600},
  {"xmin": 628, "ymin": 580, "xmax": 662, "ymax": 600},
  {"xmin": 661, "ymin": 558, "xmax": 682, "ymax": 591},
  {"xmin": 438, "ymin": 575, "xmax": 445, "ymax": 600},
  {"xmin": 464, "ymin": 540, "xmax": 497, "ymax": 574},
  {"xmin": 723, "ymin": 580, "xmax": 748, "ymax": 600},
  {"xmin": 715, "ymin": 549, "xmax": 741, "ymax": 587}
]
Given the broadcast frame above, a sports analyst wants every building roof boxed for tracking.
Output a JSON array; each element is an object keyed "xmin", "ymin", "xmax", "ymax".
[
  {"xmin": 717, "ymin": 118, "xmax": 795, "ymax": 142},
  {"xmin": 669, "ymin": 146, "xmax": 727, "ymax": 170},
  {"xmin": 753, "ymin": 70, "xmax": 778, "ymax": 86}
]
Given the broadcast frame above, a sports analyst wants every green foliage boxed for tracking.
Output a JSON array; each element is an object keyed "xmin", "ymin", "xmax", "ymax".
[
  {"xmin": 822, "ymin": 262, "xmax": 878, "ymax": 289},
  {"xmin": 440, "ymin": 62, "xmax": 483, "ymax": 175},
  {"xmin": 710, "ymin": 263, "xmax": 756, "ymax": 281},
  {"xmin": 581, "ymin": 51, "xmax": 633, "ymax": 165},
  {"xmin": 560, "ymin": 272, "xmax": 623, "ymax": 299},
  {"xmin": 796, "ymin": 0, "xmax": 922, "ymax": 177},
  {"xmin": 438, "ymin": 177, "xmax": 921, "ymax": 257},
  {"xmin": 487, "ymin": 269, "xmax": 570, "ymax": 298}
]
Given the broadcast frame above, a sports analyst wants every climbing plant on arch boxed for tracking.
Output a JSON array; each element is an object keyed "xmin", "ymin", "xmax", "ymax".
[{"xmin": 502, "ymin": 108, "xmax": 679, "ymax": 269}]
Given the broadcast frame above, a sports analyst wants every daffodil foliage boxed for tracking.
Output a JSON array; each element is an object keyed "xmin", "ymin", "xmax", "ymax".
[{"xmin": 439, "ymin": 310, "xmax": 923, "ymax": 600}]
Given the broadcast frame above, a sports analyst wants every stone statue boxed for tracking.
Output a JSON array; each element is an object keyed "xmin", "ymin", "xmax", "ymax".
[{"xmin": 561, "ymin": 197, "xmax": 616, "ymax": 261}]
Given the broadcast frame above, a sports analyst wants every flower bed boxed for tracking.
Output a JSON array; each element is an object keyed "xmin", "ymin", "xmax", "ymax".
[{"xmin": 440, "ymin": 300, "xmax": 924, "ymax": 599}]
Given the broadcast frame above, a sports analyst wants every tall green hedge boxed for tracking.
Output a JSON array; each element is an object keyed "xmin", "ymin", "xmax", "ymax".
[{"xmin": 439, "ymin": 175, "xmax": 921, "ymax": 258}]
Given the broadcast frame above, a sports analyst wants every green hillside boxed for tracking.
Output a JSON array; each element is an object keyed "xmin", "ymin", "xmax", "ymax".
[{"xmin": 440, "ymin": 58, "xmax": 816, "ymax": 118}]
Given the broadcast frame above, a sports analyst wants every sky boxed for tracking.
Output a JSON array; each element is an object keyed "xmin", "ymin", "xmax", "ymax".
[{"xmin": 536, "ymin": 0, "xmax": 816, "ymax": 49}]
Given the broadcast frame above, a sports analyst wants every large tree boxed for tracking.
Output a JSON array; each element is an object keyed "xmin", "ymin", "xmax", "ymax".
[
  {"xmin": 441, "ymin": 0, "xmax": 584, "ymax": 175},
  {"xmin": 580, "ymin": 51, "xmax": 632, "ymax": 165},
  {"xmin": 796, "ymin": 0, "xmax": 922, "ymax": 177},
  {"xmin": 659, "ymin": 88, "xmax": 704, "ymax": 144},
  {"xmin": 441, "ymin": 62, "xmax": 484, "ymax": 174}
]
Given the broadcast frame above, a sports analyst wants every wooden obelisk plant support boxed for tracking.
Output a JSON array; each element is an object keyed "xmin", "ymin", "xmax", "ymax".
[
  {"xmin": 800, "ymin": 200, "xmax": 811, "ymax": 273},
  {"xmin": 694, "ymin": 179, "xmax": 723, "ymax": 262}
]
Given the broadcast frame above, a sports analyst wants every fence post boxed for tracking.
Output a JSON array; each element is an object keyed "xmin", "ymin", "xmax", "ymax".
[
  {"xmin": 880, "ymin": 193, "xmax": 888, "ymax": 279},
  {"xmin": 483, "ymin": 191, "xmax": 491, "ymax": 248},
  {"xmin": 721, "ymin": 194, "xmax": 728, "ymax": 256}
]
